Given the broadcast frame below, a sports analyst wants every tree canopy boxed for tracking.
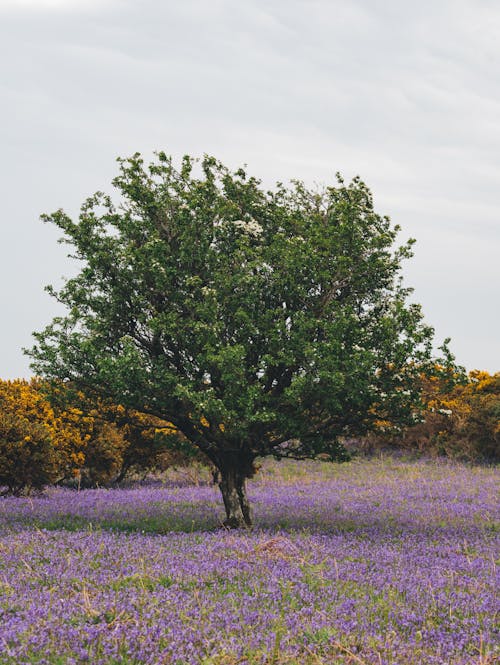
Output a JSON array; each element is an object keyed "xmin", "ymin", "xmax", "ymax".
[{"xmin": 29, "ymin": 152, "xmax": 446, "ymax": 526}]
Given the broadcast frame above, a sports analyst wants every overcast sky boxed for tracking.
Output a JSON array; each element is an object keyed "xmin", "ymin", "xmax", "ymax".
[{"xmin": 1, "ymin": 0, "xmax": 499, "ymax": 378}]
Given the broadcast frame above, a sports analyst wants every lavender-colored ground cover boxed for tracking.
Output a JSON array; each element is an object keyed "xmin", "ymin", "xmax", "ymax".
[{"xmin": 0, "ymin": 458, "xmax": 498, "ymax": 664}]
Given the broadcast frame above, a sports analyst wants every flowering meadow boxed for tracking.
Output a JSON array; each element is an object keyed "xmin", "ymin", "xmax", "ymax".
[{"xmin": 0, "ymin": 458, "xmax": 498, "ymax": 664}]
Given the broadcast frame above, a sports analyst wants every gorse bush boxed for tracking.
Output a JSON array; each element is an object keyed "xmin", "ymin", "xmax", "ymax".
[
  {"xmin": 0, "ymin": 410, "xmax": 56, "ymax": 496},
  {"xmin": 359, "ymin": 370, "xmax": 500, "ymax": 462},
  {"xmin": 0, "ymin": 379, "xmax": 85, "ymax": 495},
  {"xmin": 73, "ymin": 398, "xmax": 200, "ymax": 487},
  {"xmin": 0, "ymin": 380, "xmax": 202, "ymax": 494},
  {"xmin": 435, "ymin": 371, "xmax": 500, "ymax": 461}
]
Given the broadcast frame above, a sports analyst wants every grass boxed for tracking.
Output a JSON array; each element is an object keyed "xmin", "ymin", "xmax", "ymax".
[{"xmin": 0, "ymin": 457, "xmax": 498, "ymax": 664}]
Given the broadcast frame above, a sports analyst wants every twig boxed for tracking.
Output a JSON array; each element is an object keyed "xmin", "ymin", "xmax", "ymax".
[{"xmin": 330, "ymin": 640, "xmax": 369, "ymax": 665}]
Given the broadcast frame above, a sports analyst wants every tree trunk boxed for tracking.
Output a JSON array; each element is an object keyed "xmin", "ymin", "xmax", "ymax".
[
  {"xmin": 217, "ymin": 453, "xmax": 255, "ymax": 528},
  {"xmin": 113, "ymin": 464, "xmax": 129, "ymax": 485}
]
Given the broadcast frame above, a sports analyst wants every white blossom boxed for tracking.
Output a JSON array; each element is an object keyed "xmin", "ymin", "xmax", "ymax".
[
  {"xmin": 232, "ymin": 218, "xmax": 263, "ymax": 237},
  {"xmin": 438, "ymin": 408, "xmax": 453, "ymax": 416}
]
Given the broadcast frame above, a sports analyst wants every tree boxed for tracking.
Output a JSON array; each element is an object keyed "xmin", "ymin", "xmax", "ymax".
[{"xmin": 29, "ymin": 152, "xmax": 444, "ymax": 526}]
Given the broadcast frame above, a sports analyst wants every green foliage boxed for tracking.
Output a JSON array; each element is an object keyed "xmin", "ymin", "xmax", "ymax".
[{"xmin": 28, "ymin": 152, "xmax": 444, "ymax": 524}]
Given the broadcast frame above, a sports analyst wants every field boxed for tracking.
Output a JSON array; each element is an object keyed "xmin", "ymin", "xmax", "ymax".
[{"xmin": 0, "ymin": 458, "xmax": 498, "ymax": 665}]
